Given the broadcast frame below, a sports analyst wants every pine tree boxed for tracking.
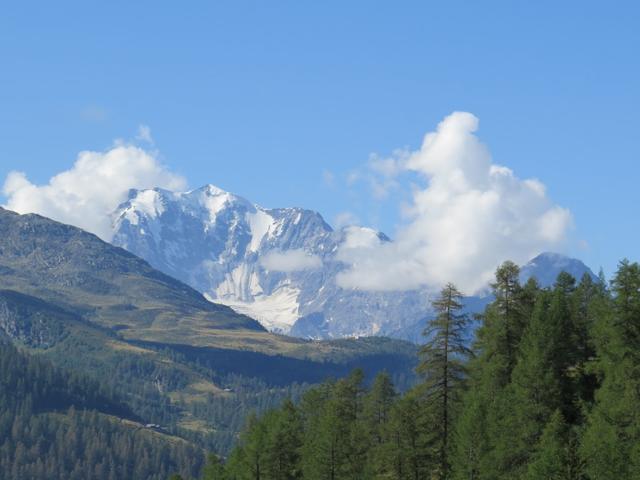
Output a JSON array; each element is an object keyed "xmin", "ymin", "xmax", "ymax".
[
  {"xmin": 233, "ymin": 413, "xmax": 268, "ymax": 480},
  {"xmin": 363, "ymin": 372, "xmax": 396, "ymax": 476},
  {"xmin": 452, "ymin": 262, "xmax": 535, "ymax": 480},
  {"xmin": 491, "ymin": 261, "xmax": 526, "ymax": 374},
  {"xmin": 300, "ymin": 370, "xmax": 367, "ymax": 480},
  {"xmin": 263, "ymin": 399, "xmax": 303, "ymax": 480},
  {"xmin": 451, "ymin": 392, "xmax": 486, "ymax": 480},
  {"xmin": 582, "ymin": 260, "xmax": 640, "ymax": 478},
  {"xmin": 525, "ymin": 411, "xmax": 582, "ymax": 480},
  {"xmin": 387, "ymin": 388, "xmax": 431, "ymax": 480},
  {"xmin": 492, "ymin": 289, "xmax": 563, "ymax": 476},
  {"xmin": 201, "ymin": 453, "xmax": 226, "ymax": 479},
  {"xmin": 417, "ymin": 283, "xmax": 471, "ymax": 479}
]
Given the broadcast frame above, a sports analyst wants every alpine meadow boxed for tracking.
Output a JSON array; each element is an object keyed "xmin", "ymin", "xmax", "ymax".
[{"xmin": 1, "ymin": 2, "xmax": 639, "ymax": 480}]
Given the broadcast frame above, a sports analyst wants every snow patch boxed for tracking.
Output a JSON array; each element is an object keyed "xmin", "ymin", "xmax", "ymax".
[
  {"xmin": 215, "ymin": 285, "xmax": 302, "ymax": 333},
  {"xmin": 123, "ymin": 189, "xmax": 165, "ymax": 225},
  {"xmin": 247, "ymin": 209, "xmax": 275, "ymax": 252}
]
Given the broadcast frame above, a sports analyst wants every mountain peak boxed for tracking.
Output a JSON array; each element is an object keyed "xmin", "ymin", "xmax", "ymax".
[
  {"xmin": 520, "ymin": 252, "xmax": 597, "ymax": 287},
  {"xmin": 191, "ymin": 184, "xmax": 233, "ymax": 198},
  {"xmin": 530, "ymin": 251, "xmax": 571, "ymax": 263},
  {"xmin": 201, "ymin": 183, "xmax": 227, "ymax": 195},
  {"xmin": 187, "ymin": 184, "xmax": 255, "ymax": 211}
]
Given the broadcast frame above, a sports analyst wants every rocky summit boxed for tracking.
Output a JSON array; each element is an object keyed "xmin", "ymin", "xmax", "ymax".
[{"xmin": 110, "ymin": 185, "xmax": 598, "ymax": 342}]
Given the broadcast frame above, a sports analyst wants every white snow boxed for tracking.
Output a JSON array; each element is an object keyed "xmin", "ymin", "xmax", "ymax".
[
  {"xmin": 214, "ymin": 263, "xmax": 257, "ymax": 301},
  {"xmin": 121, "ymin": 189, "xmax": 165, "ymax": 225},
  {"xmin": 341, "ymin": 226, "xmax": 382, "ymax": 249},
  {"xmin": 198, "ymin": 188, "xmax": 233, "ymax": 226},
  {"xmin": 247, "ymin": 209, "xmax": 275, "ymax": 252},
  {"xmin": 214, "ymin": 285, "xmax": 302, "ymax": 333},
  {"xmin": 133, "ymin": 190, "xmax": 165, "ymax": 218}
]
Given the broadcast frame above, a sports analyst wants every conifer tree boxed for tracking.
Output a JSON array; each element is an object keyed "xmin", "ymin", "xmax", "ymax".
[
  {"xmin": 263, "ymin": 400, "xmax": 303, "ymax": 480},
  {"xmin": 453, "ymin": 264, "xmax": 532, "ymax": 480},
  {"xmin": 525, "ymin": 411, "xmax": 582, "ymax": 480},
  {"xmin": 301, "ymin": 370, "xmax": 367, "ymax": 480},
  {"xmin": 229, "ymin": 413, "xmax": 268, "ymax": 480},
  {"xmin": 492, "ymin": 289, "xmax": 563, "ymax": 476},
  {"xmin": 582, "ymin": 260, "xmax": 640, "ymax": 478},
  {"xmin": 363, "ymin": 372, "xmax": 397, "ymax": 476},
  {"xmin": 418, "ymin": 282, "xmax": 471, "ymax": 479},
  {"xmin": 387, "ymin": 389, "xmax": 431, "ymax": 480},
  {"xmin": 491, "ymin": 261, "xmax": 526, "ymax": 373},
  {"xmin": 364, "ymin": 372, "xmax": 396, "ymax": 445},
  {"xmin": 201, "ymin": 454, "xmax": 226, "ymax": 480}
]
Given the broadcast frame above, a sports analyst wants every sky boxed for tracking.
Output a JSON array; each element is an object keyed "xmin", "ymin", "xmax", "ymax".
[{"xmin": 1, "ymin": 1, "xmax": 639, "ymax": 284}]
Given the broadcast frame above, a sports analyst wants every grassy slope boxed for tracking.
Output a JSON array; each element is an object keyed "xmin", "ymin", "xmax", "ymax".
[
  {"xmin": 0, "ymin": 207, "xmax": 414, "ymax": 359},
  {"xmin": 0, "ymin": 208, "xmax": 418, "ymax": 453}
]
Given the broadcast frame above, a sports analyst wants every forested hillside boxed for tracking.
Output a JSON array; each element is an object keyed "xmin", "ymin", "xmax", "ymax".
[
  {"xmin": 0, "ymin": 210, "xmax": 417, "ymax": 480},
  {"xmin": 0, "ymin": 343, "xmax": 204, "ymax": 479},
  {"xmin": 204, "ymin": 259, "xmax": 640, "ymax": 479}
]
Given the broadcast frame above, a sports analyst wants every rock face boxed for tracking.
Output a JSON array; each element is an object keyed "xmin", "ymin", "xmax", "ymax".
[
  {"xmin": 111, "ymin": 185, "xmax": 599, "ymax": 341},
  {"xmin": 111, "ymin": 185, "xmax": 434, "ymax": 339}
]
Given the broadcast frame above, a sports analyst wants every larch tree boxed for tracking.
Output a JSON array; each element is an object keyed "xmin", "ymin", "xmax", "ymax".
[
  {"xmin": 582, "ymin": 260, "xmax": 640, "ymax": 478},
  {"xmin": 417, "ymin": 282, "xmax": 471, "ymax": 479},
  {"xmin": 453, "ymin": 262, "xmax": 534, "ymax": 480}
]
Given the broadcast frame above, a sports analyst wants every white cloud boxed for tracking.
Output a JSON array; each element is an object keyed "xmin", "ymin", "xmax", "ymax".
[
  {"xmin": 2, "ymin": 143, "xmax": 186, "ymax": 241},
  {"xmin": 336, "ymin": 111, "xmax": 573, "ymax": 294},
  {"xmin": 334, "ymin": 211, "xmax": 360, "ymax": 228},
  {"xmin": 347, "ymin": 151, "xmax": 410, "ymax": 200},
  {"xmin": 260, "ymin": 249, "xmax": 323, "ymax": 272},
  {"xmin": 136, "ymin": 124, "xmax": 154, "ymax": 144},
  {"xmin": 369, "ymin": 149, "xmax": 409, "ymax": 178}
]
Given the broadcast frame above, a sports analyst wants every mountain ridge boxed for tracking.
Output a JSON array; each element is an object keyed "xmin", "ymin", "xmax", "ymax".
[{"xmin": 110, "ymin": 185, "xmax": 597, "ymax": 342}]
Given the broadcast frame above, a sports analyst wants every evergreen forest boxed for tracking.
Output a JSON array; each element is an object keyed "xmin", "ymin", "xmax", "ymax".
[{"xmin": 186, "ymin": 259, "xmax": 640, "ymax": 479}]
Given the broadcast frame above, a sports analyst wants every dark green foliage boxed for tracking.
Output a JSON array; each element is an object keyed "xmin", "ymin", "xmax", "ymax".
[
  {"xmin": 453, "ymin": 263, "xmax": 600, "ymax": 479},
  {"xmin": 0, "ymin": 205, "xmax": 420, "ymax": 474},
  {"xmin": 417, "ymin": 283, "xmax": 471, "ymax": 479},
  {"xmin": 0, "ymin": 343, "xmax": 204, "ymax": 480},
  {"xmin": 4, "ymin": 251, "xmax": 640, "ymax": 480},
  {"xmin": 453, "ymin": 262, "xmax": 532, "ymax": 479},
  {"xmin": 525, "ymin": 411, "xmax": 582, "ymax": 480},
  {"xmin": 202, "ymin": 454, "xmax": 227, "ymax": 479},
  {"xmin": 581, "ymin": 260, "xmax": 640, "ymax": 478},
  {"xmin": 217, "ymin": 260, "xmax": 640, "ymax": 480}
]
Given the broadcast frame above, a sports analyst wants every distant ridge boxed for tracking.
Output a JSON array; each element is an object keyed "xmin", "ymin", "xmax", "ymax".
[
  {"xmin": 109, "ymin": 186, "xmax": 598, "ymax": 341},
  {"xmin": 520, "ymin": 252, "xmax": 598, "ymax": 287}
]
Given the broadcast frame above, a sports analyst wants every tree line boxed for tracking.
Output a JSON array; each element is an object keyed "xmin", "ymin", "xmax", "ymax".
[
  {"xmin": 0, "ymin": 342, "xmax": 204, "ymax": 479},
  {"xmin": 182, "ymin": 259, "xmax": 640, "ymax": 479}
]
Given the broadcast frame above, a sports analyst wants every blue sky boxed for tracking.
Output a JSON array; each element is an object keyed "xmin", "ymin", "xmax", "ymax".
[{"xmin": 1, "ymin": 1, "xmax": 638, "ymax": 279}]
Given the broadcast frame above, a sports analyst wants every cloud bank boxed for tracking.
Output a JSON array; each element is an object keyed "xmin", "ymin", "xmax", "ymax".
[
  {"xmin": 260, "ymin": 249, "xmax": 323, "ymax": 272},
  {"xmin": 336, "ymin": 112, "xmax": 573, "ymax": 294},
  {"xmin": 2, "ymin": 143, "xmax": 186, "ymax": 241}
]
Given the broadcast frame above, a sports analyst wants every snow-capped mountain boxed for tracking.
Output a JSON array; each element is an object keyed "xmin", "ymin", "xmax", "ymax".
[
  {"xmin": 111, "ymin": 185, "xmax": 597, "ymax": 341},
  {"xmin": 111, "ymin": 185, "xmax": 433, "ymax": 338}
]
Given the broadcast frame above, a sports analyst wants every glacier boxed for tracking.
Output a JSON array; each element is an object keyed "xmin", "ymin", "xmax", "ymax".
[{"xmin": 111, "ymin": 184, "xmax": 596, "ymax": 342}]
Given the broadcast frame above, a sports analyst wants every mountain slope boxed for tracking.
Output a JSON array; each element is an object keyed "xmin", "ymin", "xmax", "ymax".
[
  {"xmin": 0, "ymin": 342, "xmax": 204, "ymax": 479},
  {"xmin": 111, "ymin": 185, "xmax": 598, "ymax": 342},
  {"xmin": 0, "ymin": 206, "xmax": 271, "ymax": 346},
  {"xmin": 0, "ymin": 206, "xmax": 418, "ymax": 456},
  {"xmin": 0, "ymin": 206, "xmax": 419, "ymax": 358},
  {"xmin": 112, "ymin": 185, "xmax": 433, "ymax": 339}
]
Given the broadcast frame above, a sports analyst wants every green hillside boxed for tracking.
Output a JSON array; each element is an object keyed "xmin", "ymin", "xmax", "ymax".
[
  {"xmin": 0, "ymin": 207, "xmax": 417, "ymax": 471},
  {"xmin": 0, "ymin": 342, "xmax": 204, "ymax": 479}
]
